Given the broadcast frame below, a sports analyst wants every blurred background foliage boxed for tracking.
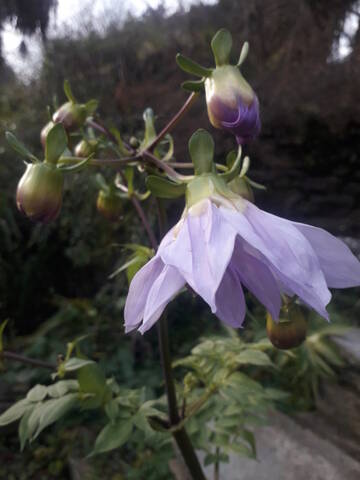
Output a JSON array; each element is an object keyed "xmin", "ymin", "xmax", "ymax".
[{"xmin": 0, "ymin": 0, "xmax": 360, "ymax": 478}]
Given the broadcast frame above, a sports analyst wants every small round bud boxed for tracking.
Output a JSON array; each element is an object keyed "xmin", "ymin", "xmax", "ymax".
[
  {"xmin": 16, "ymin": 163, "xmax": 64, "ymax": 223},
  {"xmin": 40, "ymin": 121, "xmax": 55, "ymax": 149},
  {"xmin": 266, "ymin": 303, "xmax": 307, "ymax": 350},
  {"xmin": 205, "ymin": 65, "xmax": 260, "ymax": 144},
  {"xmin": 130, "ymin": 136, "xmax": 140, "ymax": 148},
  {"xmin": 74, "ymin": 139, "xmax": 98, "ymax": 158},
  {"xmin": 53, "ymin": 101, "xmax": 86, "ymax": 132},
  {"xmin": 228, "ymin": 177, "xmax": 254, "ymax": 202},
  {"xmin": 96, "ymin": 189, "xmax": 122, "ymax": 222}
]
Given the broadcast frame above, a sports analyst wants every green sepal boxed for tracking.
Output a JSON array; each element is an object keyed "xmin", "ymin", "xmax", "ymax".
[
  {"xmin": 124, "ymin": 166, "xmax": 134, "ymax": 194},
  {"xmin": 94, "ymin": 173, "xmax": 110, "ymax": 193},
  {"xmin": 188, "ymin": 129, "xmax": 215, "ymax": 175},
  {"xmin": 181, "ymin": 79, "xmax": 205, "ymax": 92},
  {"xmin": 5, "ymin": 132, "xmax": 39, "ymax": 163},
  {"xmin": 85, "ymin": 99, "xmax": 98, "ymax": 116},
  {"xmin": 176, "ymin": 53, "xmax": 212, "ymax": 78},
  {"xmin": 237, "ymin": 41, "xmax": 249, "ymax": 67},
  {"xmin": 245, "ymin": 175, "xmax": 266, "ymax": 190},
  {"xmin": 211, "ymin": 28, "xmax": 233, "ymax": 66},
  {"xmin": 109, "ymin": 127, "xmax": 132, "ymax": 156},
  {"xmin": 220, "ymin": 146, "xmax": 242, "ymax": 183},
  {"xmin": 45, "ymin": 123, "xmax": 68, "ymax": 165},
  {"xmin": 63, "ymin": 79, "xmax": 76, "ymax": 104},
  {"xmin": 58, "ymin": 153, "xmax": 93, "ymax": 173},
  {"xmin": 141, "ymin": 108, "xmax": 157, "ymax": 148},
  {"xmin": 0, "ymin": 319, "xmax": 8, "ymax": 355},
  {"xmin": 146, "ymin": 175, "xmax": 186, "ymax": 199},
  {"xmin": 161, "ymin": 134, "xmax": 174, "ymax": 162}
]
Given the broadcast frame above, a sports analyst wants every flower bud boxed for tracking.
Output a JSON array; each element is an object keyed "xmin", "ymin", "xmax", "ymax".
[
  {"xmin": 228, "ymin": 177, "xmax": 254, "ymax": 202},
  {"xmin": 74, "ymin": 139, "xmax": 98, "ymax": 158},
  {"xmin": 266, "ymin": 303, "xmax": 307, "ymax": 350},
  {"xmin": 205, "ymin": 65, "xmax": 260, "ymax": 144},
  {"xmin": 40, "ymin": 121, "xmax": 55, "ymax": 149},
  {"xmin": 96, "ymin": 189, "xmax": 122, "ymax": 222},
  {"xmin": 16, "ymin": 163, "xmax": 64, "ymax": 223},
  {"xmin": 52, "ymin": 101, "xmax": 87, "ymax": 132}
]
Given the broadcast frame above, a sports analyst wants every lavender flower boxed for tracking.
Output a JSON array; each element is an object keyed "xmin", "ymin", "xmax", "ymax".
[{"xmin": 125, "ymin": 174, "xmax": 360, "ymax": 334}]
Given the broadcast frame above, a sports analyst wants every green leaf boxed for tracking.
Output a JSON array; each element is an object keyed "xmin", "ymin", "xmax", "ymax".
[
  {"xmin": 62, "ymin": 357, "xmax": 95, "ymax": 372},
  {"xmin": 47, "ymin": 380, "xmax": 79, "ymax": 398},
  {"xmin": 176, "ymin": 53, "xmax": 212, "ymax": 78},
  {"xmin": 104, "ymin": 399, "xmax": 120, "ymax": 422},
  {"xmin": 211, "ymin": 28, "xmax": 233, "ymax": 66},
  {"xmin": 234, "ymin": 349, "xmax": 273, "ymax": 367},
  {"xmin": 0, "ymin": 399, "xmax": 29, "ymax": 426},
  {"xmin": 89, "ymin": 419, "xmax": 133, "ymax": 456},
  {"xmin": 33, "ymin": 393, "xmax": 78, "ymax": 439},
  {"xmin": 108, "ymin": 256, "xmax": 142, "ymax": 280},
  {"xmin": 146, "ymin": 175, "xmax": 186, "ymax": 199},
  {"xmin": 181, "ymin": 80, "xmax": 205, "ymax": 92},
  {"xmin": 27, "ymin": 385, "xmax": 48, "ymax": 402},
  {"xmin": 5, "ymin": 131, "xmax": 38, "ymax": 163},
  {"xmin": 77, "ymin": 363, "xmax": 108, "ymax": 409},
  {"xmin": 64, "ymin": 79, "xmax": 76, "ymax": 103},
  {"xmin": 19, "ymin": 407, "xmax": 35, "ymax": 451},
  {"xmin": 188, "ymin": 129, "xmax": 215, "ymax": 175},
  {"xmin": 45, "ymin": 123, "xmax": 68, "ymax": 164}
]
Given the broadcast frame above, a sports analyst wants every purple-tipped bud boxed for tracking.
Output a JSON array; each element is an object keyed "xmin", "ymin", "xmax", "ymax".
[
  {"xmin": 74, "ymin": 139, "xmax": 98, "ymax": 158},
  {"xmin": 205, "ymin": 66, "xmax": 261, "ymax": 144},
  {"xmin": 53, "ymin": 102, "xmax": 87, "ymax": 132},
  {"xmin": 266, "ymin": 304, "xmax": 307, "ymax": 350},
  {"xmin": 16, "ymin": 163, "xmax": 64, "ymax": 223},
  {"xmin": 96, "ymin": 190, "xmax": 122, "ymax": 222},
  {"xmin": 40, "ymin": 121, "xmax": 55, "ymax": 149}
]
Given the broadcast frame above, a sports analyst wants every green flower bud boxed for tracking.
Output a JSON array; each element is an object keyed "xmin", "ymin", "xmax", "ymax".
[
  {"xmin": 74, "ymin": 139, "xmax": 98, "ymax": 158},
  {"xmin": 96, "ymin": 189, "xmax": 122, "ymax": 222},
  {"xmin": 266, "ymin": 303, "xmax": 307, "ymax": 350},
  {"xmin": 52, "ymin": 101, "xmax": 87, "ymax": 132},
  {"xmin": 228, "ymin": 177, "xmax": 254, "ymax": 202},
  {"xmin": 16, "ymin": 163, "xmax": 64, "ymax": 223}
]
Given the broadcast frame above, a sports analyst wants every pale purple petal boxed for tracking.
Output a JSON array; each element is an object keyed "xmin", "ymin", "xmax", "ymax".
[
  {"xmin": 185, "ymin": 200, "xmax": 237, "ymax": 311},
  {"xmin": 230, "ymin": 239, "xmax": 281, "ymax": 320},
  {"xmin": 215, "ymin": 266, "xmax": 246, "ymax": 327},
  {"xmin": 294, "ymin": 223, "xmax": 360, "ymax": 288},
  {"xmin": 124, "ymin": 256, "xmax": 164, "ymax": 333},
  {"xmin": 219, "ymin": 202, "xmax": 331, "ymax": 319},
  {"xmin": 139, "ymin": 266, "xmax": 185, "ymax": 334}
]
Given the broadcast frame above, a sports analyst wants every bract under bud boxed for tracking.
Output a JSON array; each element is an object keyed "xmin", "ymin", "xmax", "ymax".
[
  {"xmin": 40, "ymin": 121, "xmax": 55, "ymax": 149},
  {"xmin": 96, "ymin": 189, "xmax": 122, "ymax": 222},
  {"xmin": 205, "ymin": 65, "xmax": 261, "ymax": 144},
  {"xmin": 266, "ymin": 303, "xmax": 307, "ymax": 350},
  {"xmin": 16, "ymin": 163, "xmax": 64, "ymax": 223},
  {"xmin": 74, "ymin": 139, "xmax": 98, "ymax": 158},
  {"xmin": 53, "ymin": 101, "xmax": 87, "ymax": 132}
]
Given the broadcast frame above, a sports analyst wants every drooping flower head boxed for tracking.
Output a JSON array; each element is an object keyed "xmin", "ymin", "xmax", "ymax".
[
  {"xmin": 177, "ymin": 29, "xmax": 260, "ymax": 145},
  {"xmin": 124, "ymin": 130, "xmax": 360, "ymax": 338}
]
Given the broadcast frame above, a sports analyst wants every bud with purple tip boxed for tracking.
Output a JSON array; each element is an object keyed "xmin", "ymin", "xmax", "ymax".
[{"xmin": 205, "ymin": 29, "xmax": 260, "ymax": 144}]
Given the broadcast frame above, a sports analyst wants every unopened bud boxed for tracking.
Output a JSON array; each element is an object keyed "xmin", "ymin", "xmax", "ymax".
[
  {"xmin": 96, "ymin": 189, "xmax": 122, "ymax": 222},
  {"xmin": 16, "ymin": 163, "xmax": 64, "ymax": 223},
  {"xmin": 53, "ymin": 101, "xmax": 87, "ymax": 132},
  {"xmin": 266, "ymin": 303, "xmax": 307, "ymax": 350},
  {"xmin": 74, "ymin": 139, "xmax": 98, "ymax": 158},
  {"xmin": 205, "ymin": 66, "xmax": 260, "ymax": 145}
]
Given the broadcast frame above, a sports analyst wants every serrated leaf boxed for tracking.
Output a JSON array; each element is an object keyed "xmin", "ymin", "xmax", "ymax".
[
  {"xmin": 33, "ymin": 393, "xmax": 78, "ymax": 439},
  {"xmin": 176, "ymin": 53, "xmax": 212, "ymax": 78},
  {"xmin": 45, "ymin": 123, "xmax": 68, "ymax": 164},
  {"xmin": 27, "ymin": 385, "xmax": 48, "ymax": 402},
  {"xmin": 0, "ymin": 399, "xmax": 30, "ymax": 426},
  {"xmin": 89, "ymin": 419, "xmax": 133, "ymax": 456},
  {"xmin": 146, "ymin": 175, "xmax": 186, "ymax": 199},
  {"xmin": 5, "ymin": 131, "xmax": 38, "ymax": 163},
  {"xmin": 63, "ymin": 357, "xmax": 95, "ymax": 372},
  {"xmin": 235, "ymin": 349, "xmax": 273, "ymax": 367},
  {"xmin": 47, "ymin": 380, "xmax": 79, "ymax": 398}
]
